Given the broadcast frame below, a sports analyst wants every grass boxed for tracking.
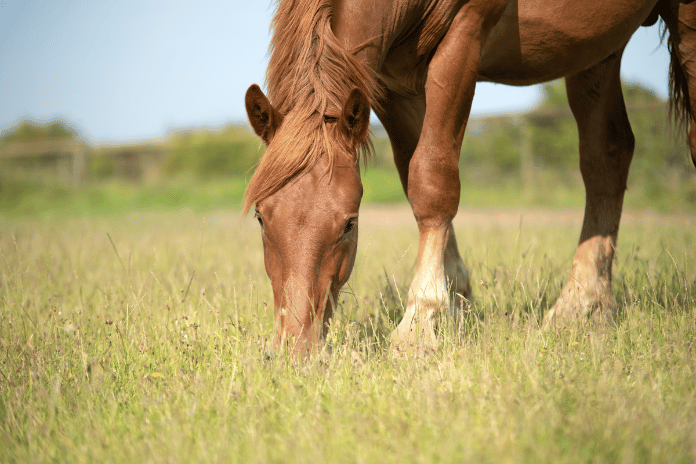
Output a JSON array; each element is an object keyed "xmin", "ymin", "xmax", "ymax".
[
  {"xmin": 1, "ymin": 165, "xmax": 695, "ymax": 217},
  {"xmin": 1, "ymin": 209, "xmax": 695, "ymax": 463}
]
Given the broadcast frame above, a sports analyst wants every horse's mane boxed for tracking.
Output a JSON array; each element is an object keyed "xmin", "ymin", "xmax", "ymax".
[{"xmin": 243, "ymin": 0, "xmax": 383, "ymax": 213}]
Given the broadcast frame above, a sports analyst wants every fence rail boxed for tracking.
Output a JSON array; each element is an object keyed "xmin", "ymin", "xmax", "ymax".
[{"xmin": 0, "ymin": 139, "xmax": 87, "ymax": 184}]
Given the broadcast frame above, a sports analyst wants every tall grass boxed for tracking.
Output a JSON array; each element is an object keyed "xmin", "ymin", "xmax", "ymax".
[{"xmin": 1, "ymin": 210, "xmax": 694, "ymax": 463}]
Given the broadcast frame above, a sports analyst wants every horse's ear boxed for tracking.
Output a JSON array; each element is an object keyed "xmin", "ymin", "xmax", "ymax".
[
  {"xmin": 245, "ymin": 84, "xmax": 283, "ymax": 144},
  {"xmin": 339, "ymin": 88, "xmax": 371, "ymax": 145}
]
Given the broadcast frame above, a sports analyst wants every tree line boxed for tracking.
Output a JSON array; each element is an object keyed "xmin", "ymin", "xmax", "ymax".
[{"xmin": 1, "ymin": 80, "xmax": 693, "ymax": 183}]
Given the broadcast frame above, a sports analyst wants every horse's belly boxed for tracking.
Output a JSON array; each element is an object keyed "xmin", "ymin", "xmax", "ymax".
[{"xmin": 477, "ymin": 0, "xmax": 658, "ymax": 85}]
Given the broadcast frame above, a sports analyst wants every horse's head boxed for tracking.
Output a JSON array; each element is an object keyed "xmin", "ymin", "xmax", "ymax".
[{"xmin": 244, "ymin": 84, "xmax": 371, "ymax": 357}]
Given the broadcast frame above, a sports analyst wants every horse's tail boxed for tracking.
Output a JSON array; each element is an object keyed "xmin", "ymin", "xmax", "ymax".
[{"xmin": 662, "ymin": 17, "xmax": 692, "ymax": 129}]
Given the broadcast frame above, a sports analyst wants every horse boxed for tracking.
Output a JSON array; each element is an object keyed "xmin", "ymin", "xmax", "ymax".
[{"xmin": 243, "ymin": 0, "xmax": 696, "ymax": 357}]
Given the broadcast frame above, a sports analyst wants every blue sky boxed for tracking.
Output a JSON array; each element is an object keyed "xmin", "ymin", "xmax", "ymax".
[{"xmin": 0, "ymin": 0, "xmax": 671, "ymax": 143}]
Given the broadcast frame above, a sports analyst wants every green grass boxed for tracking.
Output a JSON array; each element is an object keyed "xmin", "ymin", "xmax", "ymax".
[
  {"xmin": 0, "ymin": 176, "xmax": 249, "ymax": 217},
  {"xmin": 2, "ymin": 165, "xmax": 695, "ymax": 218},
  {"xmin": 1, "ymin": 209, "xmax": 694, "ymax": 462}
]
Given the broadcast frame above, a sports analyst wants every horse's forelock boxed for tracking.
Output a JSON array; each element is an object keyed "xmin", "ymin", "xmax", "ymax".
[
  {"xmin": 243, "ymin": 110, "xmax": 322, "ymax": 213},
  {"xmin": 243, "ymin": 0, "xmax": 382, "ymax": 213}
]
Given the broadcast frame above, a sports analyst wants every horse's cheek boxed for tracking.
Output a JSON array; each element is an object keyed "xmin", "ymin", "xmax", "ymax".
[
  {"xmin": 336, "ymin": 241, "xmax": 358, "ymax": 287},
  {"xmin": 262, "ymin": 238, "xmax": 279, "ymax": 281}
]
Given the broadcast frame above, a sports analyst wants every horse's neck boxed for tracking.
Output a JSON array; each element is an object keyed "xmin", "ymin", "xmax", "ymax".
[
  {"xmin": 331, "ymin": 0, "xmax": 462, "ymax": 71},
  {"xmin": 330, "ymin": 0, "xmax": 390, "ymax": 70}
]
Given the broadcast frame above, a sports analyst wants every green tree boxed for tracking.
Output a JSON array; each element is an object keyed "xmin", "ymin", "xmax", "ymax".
[{"xmin": 1, "ymin": 119, "xmax": 78, "ymax": 142}]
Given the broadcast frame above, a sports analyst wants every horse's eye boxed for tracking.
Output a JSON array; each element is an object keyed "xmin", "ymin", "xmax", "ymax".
[
  {"xmin": 343, "ymin": 218, "xmax": 356, "ymax": 236},
  {"xmin": 254, "ymin": 211, "xmax": 264, "ymax": 229}
]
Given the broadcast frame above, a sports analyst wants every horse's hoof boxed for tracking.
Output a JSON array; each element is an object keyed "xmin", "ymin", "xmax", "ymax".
[
  {"xmin": 543, "ymin": 290, "xmax": 617, "ymax": 331},
  {"xmin": 389, "ymin": 324, "xmax": 439, "ymax": 354}
]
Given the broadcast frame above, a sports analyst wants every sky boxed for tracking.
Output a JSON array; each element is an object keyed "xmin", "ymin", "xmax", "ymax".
[{"xmin": 0, "ymin": 0, "xmax": 672, "ymax": 144}]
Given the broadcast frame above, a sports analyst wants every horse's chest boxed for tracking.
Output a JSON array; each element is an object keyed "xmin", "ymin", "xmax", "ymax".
[{"xmin": 380, "ymin": 46, "xmax": 430, "ymax": 96}]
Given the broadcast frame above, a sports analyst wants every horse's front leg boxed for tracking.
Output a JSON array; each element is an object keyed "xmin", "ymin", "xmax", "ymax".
[{"xmin": 390, "ymin": 3, "xmax": 505, "ymax": 350}]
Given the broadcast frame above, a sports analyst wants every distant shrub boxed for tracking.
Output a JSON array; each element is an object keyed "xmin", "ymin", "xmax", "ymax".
[
  {"xmin": 165, "ymin": 126, "xmax": 262, "ymax": 177},
  {"xmin": 1, "ymin": 119, "xmax": 78, "ymax": 142}
]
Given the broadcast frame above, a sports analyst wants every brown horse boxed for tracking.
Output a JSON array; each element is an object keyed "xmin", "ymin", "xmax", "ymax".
[{"xmin": 244, "ymin": 0, "xmax": 696, "ymax": 356}]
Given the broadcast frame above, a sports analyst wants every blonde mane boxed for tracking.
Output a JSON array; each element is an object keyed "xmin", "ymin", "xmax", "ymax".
[{"xmin": 243, "ymin": 0, "xmax": 383, "ymax": 213}]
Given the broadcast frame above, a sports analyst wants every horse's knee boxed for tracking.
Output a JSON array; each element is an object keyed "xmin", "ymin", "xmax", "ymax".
[
  {"xmin": 407, "ymin": 154, "xmax": 460, "ymax": 225},
  {"xmin": 609, "ymin": 110, "xmax": 635, "ymax": 156}
]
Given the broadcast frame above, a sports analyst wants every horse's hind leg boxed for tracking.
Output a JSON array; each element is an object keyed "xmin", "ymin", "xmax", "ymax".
[{"xmin": 545, "ymin": 49, "xmax": 634, "ymax": 326}]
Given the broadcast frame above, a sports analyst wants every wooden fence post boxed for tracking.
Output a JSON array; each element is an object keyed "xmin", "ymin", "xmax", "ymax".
[{"xmin": 71, "ymin": 143, "xmax": 85, "ymax": 184}]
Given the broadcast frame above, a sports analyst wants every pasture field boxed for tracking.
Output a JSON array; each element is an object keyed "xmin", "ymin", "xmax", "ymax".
[{"xmin": 1, "ymin": 208, "xmax": 695, "ymax": 463}]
